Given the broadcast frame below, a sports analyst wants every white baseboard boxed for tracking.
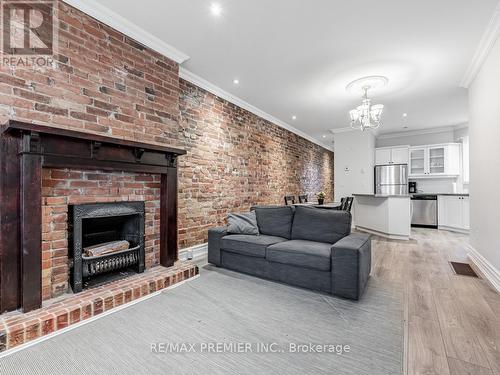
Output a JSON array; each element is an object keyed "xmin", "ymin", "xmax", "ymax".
[
  {"xmin": 355, "ymin": 226, "xmax": 410, "ymax": 241},
  {"xmin": 438, "ymin": 225, "xmax": 470, "ymax": 234},
  {"xmin": 178, "ymin": 243, "xmax": 208, "ymax": 261},
  {"xmin": 467, "ymin": 244, "xmax": 500, "ymax": 293}
]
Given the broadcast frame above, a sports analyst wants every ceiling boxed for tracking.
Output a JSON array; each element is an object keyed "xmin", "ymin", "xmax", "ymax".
[{"xmin": 92, "ymin": 0, "xmax": 497, "ymax": 146}]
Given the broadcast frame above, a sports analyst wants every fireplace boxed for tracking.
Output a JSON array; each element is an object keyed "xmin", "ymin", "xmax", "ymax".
[
  {"xmin": 69, "ymin": 202, "xmax": 146, "ymax": 293},
  {"xmin": 0, "ymin": 121, "xmax": 185, "ymax": 313}
]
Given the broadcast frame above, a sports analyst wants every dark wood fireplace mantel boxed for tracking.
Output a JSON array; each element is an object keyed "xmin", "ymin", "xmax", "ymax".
[{"xmin": 0, "ymin": 120, "xmax": 186, "ymax": 313}]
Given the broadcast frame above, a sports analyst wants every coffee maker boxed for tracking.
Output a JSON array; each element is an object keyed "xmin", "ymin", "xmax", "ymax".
[{"xmin": 409, "ymin": 181, "xmax": 417, "ymax": 194}]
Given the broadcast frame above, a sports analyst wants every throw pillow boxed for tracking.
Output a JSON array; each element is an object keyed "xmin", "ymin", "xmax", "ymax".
[{"xmin": 227, "ymin": 211, "xmax": 260, "ymax": 235}]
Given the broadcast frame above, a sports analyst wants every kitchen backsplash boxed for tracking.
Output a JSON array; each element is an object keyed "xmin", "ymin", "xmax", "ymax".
[{"xmin": 409, "ymin": 177, "xmax": 468, "ymax": 194}]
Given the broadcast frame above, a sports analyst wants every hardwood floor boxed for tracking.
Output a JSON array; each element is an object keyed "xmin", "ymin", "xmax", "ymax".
[{"xmin": 371, "ymin": 228, "xmax": 500, "ymax": 375}]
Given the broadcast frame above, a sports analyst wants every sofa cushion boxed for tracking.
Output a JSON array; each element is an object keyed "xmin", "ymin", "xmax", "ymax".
[
  {"xmin": 266, "ymin": 240, "xmax": 332, "ymax": 271},
  {"xmin": 221, "ymin": 234, "xmax": 287, "ymax": 258},
  {"xmin": 291, "ymin": 206, "xmax": 351, "ymax": 244},
  {"xmin": 251, "ymin": 206, "xmax": 295, "ymax": 239},
  {"xmin": 227, "ymin": 211, "xmax": 259, "ymax": 235}
]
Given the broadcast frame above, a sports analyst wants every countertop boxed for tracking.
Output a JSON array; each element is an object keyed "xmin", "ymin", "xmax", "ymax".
[
  {"xmin": 353, "ymin": 193, "xmax": 468, "ymax": 198},
  {"xmin": 411, "ymin": 193, "xmax": 469, "ymax": 196},
  {"xmin": 353, "ymin": 194, "xmax": 410, "ymax": 198}
]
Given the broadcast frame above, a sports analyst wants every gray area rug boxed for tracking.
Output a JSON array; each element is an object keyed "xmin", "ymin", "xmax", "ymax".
[{"xmin": 0, "ymin": 265, "xmax": 404, "ymax": 375}]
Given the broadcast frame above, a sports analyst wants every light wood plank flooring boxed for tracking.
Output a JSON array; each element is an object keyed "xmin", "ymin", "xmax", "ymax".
[{"xmin": 371, "ymin": 228, "xmax": 500, "ymax": 375}]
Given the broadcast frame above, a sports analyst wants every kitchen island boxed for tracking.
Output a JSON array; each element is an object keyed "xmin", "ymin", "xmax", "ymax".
[{"xmin": 353, "ymin": 194, "xmax": 411, "ymax": 240}]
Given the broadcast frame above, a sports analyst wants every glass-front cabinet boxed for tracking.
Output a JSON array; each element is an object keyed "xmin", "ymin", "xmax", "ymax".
[
  {"xmin": 409, "ymin": 148, "xmax": 426, "ymax": 175},
  {"xmin": 409, "ymin": 144, "xmax": 460, "ymax": 177},
  {"xmin": 428, "ymin": 146, "xmax": 445, "ymax": 174}
]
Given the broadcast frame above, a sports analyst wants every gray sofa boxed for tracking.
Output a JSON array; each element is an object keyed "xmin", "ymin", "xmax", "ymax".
[{"xmin": 208, "ymin": 205, "xmax": 371, "ymax": 300}]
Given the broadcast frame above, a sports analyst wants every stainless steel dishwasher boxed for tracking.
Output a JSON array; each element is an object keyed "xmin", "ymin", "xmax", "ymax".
[{"xmin": 411, "ymin": 195, "xmax": 438, "ymax": 228}]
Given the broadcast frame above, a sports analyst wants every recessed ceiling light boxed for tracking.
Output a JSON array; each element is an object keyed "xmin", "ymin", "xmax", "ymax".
[
  {"xmin": 210, "ymin": 3, "xmax": 222, "ymax": 16},
  {"xmin": 292, "ymin": 115, "xmax": 297, "ymax": 120},
  {"xmin": 322, "ymin": 135, "xmax": 327, "ymax": 138},
  {"xmin": 233, "ymin": 79, "xmax": 239, "ymax": 85},
  {"xmin": 402, "ymin": 113, "xmax": 408, "ymax": 117}
]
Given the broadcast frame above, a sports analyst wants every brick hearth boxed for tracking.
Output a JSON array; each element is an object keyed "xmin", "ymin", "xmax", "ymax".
[{"xmin": 0, "ymin": 262, "xmax": 198, "ymax": 352}]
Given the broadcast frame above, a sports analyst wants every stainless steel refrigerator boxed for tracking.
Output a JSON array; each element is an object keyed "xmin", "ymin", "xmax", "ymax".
[{"xmin": 375, "ymin": 164, "xmax": 408, "ymax": 195}]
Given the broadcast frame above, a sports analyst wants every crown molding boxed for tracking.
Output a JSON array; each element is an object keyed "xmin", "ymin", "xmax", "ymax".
[
  {"xmin": 376, "ymin": 124, "xmax": 468, "ymax": 140},
  {"xmin": 62, "ymin": 0, "xmax": 190, "ymax": 64},
  {"xmin": 329, "ymin": 127, "xmax": 380, "ymax": 137},
  {"xmin": 330, "ymin": 127, "xmax": 354, "ymax": 134},
  {"xmin": 179, "ymin": 68, "xmax": 334, "ymax": 152},
  {"xmin": 460, "ymin": 1, "xmax": 500, "ymax": 88}
]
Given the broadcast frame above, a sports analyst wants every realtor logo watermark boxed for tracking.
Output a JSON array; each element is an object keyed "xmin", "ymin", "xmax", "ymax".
[
  {"xmin": 0, "ymin": 0, "xmax": 57, "ymax": 67},
  {"xmin": 151, "ymin": 342, "xmax": 352, "ymax": 355}
]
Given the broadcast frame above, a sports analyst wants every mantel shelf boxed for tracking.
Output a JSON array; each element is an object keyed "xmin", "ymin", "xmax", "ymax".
[{"xmin": 3, "ymin": 120, "xmax": 187, "ymax": 156}]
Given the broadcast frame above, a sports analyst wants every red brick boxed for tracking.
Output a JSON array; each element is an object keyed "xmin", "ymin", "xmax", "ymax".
[
  {"xmin": 24, "ymin": 320, "xmax": 41, "ymax": 341},
  {"xmin": 13, "ymin": 88, "xmax": 51, "ymax": 103},
  {"xmin": 93, "ymin": 298, "xmax": 103, "ymax": 315},
  {"xmin": 34, "ymin": 103, "xmax": 69, "ymax": 116},
  {"xmin": 7, "ymin": 325, "xmax": 25, "ymax": 348},
  {"xmin": 70, "ymin": 111, "xmax": 97, "ymax": 122}
]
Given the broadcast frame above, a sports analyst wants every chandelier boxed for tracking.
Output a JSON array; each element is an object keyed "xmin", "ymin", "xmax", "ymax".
[{"xmin": 346, "ymin": 76, "xmax": 388, "ymax": 131}]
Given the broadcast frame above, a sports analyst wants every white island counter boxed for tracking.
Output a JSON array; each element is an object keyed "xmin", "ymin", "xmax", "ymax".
[{"xmin": 353, "ymin": 194, "xmax": 411, "ymax": 240}]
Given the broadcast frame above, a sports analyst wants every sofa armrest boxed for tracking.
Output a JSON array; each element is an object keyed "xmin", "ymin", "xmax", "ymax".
[
  {"xmin": 208, "ymin": 226, "xmax": 228, "ymax": 266},
  {"xmin": 331, "ymin": 233, "xmax": 371, "ymax": 300}
]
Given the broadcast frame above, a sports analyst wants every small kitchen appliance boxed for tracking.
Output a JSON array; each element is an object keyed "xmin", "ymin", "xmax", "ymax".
[{"xmin": 409, "ymin": 181, "xmax": 417, "ymax": 194}]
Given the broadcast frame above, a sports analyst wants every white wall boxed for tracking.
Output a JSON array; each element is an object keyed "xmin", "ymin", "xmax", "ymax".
[
  {"xmin": 469, "ymin": 36, "xmax": 500, "ymax": 274},
  {"xmin": 333, "ymin": 130, "xmax": 375, "ymax": 200}
]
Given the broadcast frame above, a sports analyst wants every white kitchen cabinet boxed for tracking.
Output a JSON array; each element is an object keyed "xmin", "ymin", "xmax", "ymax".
[
  {"xmin": 391, "ymin": 147, "xmax": 410, "ymax": 164},
  {"xmin": 409, "ymin": 148, "xmax": 426, "ymax": 175},
  {"xmin": 409, "ymin": 143, "xmax": 460, "ymax": 177},
  {"xmin": 438, "ymin": 195, "xmax": 470, "ymax": 232},
  {"xmin": 462, "ymin": 196, "xmax": 470, "ymax": 230},
  {"xmin": 375, "ymin": 148, "xmax": 392, "ymax": 165},
  {"xmin": 375, "ymin": 146, "xmax": 409, "ymax": 165}
]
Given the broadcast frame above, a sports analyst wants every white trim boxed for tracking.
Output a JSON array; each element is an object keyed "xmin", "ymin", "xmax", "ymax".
[
  {"xmin": 329, "ymin": 127, "xmax": 380, "ymax": 137},
  {"xmin": 376, "ymin": 126, "xmax": 459, "ymax": 140},
  {"xmin": 409, "ymin": 174, "xmax": 459, "ymax": 179},
  {"xmin": 178, "ymin": 243, "xmax": 208, "ymax": 261},
  {"xmin": 179, "ymin": 68, "xmax": 334, "ymax": 152},
  {"xmin": 0, "ymin": 275, "xmax": 200, "ymax": 358},
  {"xmin": 330, "ymin": 127, "xmax": 355, "ymax": 134},
  {"xmin": 460, "ymin": 1, "xmax": 500, "ymax": 88},
  {"xmin": 438, "ymin": 225, "xmax": 469, "ymax": 234},
  {"xmin": 375, "ymin": 144, "xmax": 410, "ymax": 150},
  {"xmin": 467, "ymin": 244, "xmax": 500, "ymax": 293},
  {"xmin": 62, "ymin": 0, "xmax": 190, "ymax": 64},
  {"xmin": 355, "ymin": 226, "xmax": 410, "ymax": 241}
]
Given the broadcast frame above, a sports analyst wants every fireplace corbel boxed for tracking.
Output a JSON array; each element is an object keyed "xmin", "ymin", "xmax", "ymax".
[{"xmin": 0, "ymin": 120, "xmax": 186, "ymax": 313}]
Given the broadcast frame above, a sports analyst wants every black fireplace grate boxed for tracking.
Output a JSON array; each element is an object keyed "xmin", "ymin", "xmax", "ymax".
[
  {"xmin": 83, "ymin": 245, "xmax": 141, "ymax": 277},
  {"xmin": 69, "ymin": 201, "xmax": 145, "ymax": 293}
]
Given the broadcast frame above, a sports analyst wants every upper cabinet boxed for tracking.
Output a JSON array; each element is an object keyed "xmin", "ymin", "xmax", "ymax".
[
  {"xmin": 391, "ymin": 147, "xmax": 410, "ymax": 164},
  {"xmin": 409, "ymin": 143, "xmax": 460, "ymax": 178},
  {"xmin": 375, "ymin": 146, "xmax": 409, "ymax": 165}
]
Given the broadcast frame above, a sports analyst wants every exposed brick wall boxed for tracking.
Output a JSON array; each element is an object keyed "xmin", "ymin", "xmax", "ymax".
[
  {"xmin": 0, "ymin": 2, "xmax": 334, "ymax": 279},
  {"xmin": 177, "ymin": 80, "xmax": 334, "ymax": 248},
  {"xmin": 42, "ymin": 169, "xmax": 161, "ymax": 300},
  {"xmin": 0, "ymin": 1, "xmax": 180, "ymax": 145}
]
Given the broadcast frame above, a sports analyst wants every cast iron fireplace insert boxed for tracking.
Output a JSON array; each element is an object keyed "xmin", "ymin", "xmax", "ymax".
[{"xmin": 69, "ymin": 201, "xmax": 145, "ymax": 293}]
